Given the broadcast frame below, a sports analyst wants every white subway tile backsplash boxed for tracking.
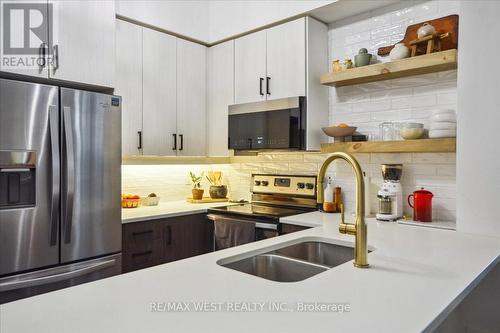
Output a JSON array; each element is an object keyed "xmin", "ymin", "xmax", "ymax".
[
  {"xmin": 352, "ymin": 100, "xmax": 391, "ymax": 112},
  {"xmin": 371, "ymin": 23, "xmax": 405, "ymax": 40},
  {"xmin": 390, "ymin": 73, "xmax": 439, "ymax": 88},
  {"xmin": 370, "ymin": 153, "xmax": 413, "ymax": 164},
  {"xmin": 412, "ymin": 153, "xmax": 456, "ymax": 164},
  {"xmin": 437, "ymin": 92, "xmax": 457, "ymax": 105},
  {"xmin": 371, "ymin": 109, "xmax": 412, "ymax": 122},
  {"xmin": 370, "ymin": 87, "xmax": 412, "ymax": 100}
]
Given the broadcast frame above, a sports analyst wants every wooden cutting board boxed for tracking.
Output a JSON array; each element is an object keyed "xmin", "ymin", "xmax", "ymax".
[
  {"xmin": 377, "ymin": 15, "xmax": 459, "ymax": 56},
  {"xmin": 186, "ymin": 197, "xmax": 229, "ymax": 203}
]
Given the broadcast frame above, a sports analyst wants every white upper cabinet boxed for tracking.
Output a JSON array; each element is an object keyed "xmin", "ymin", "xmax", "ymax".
[
  {"xmin": 115, "ymin": 20, "xmax": 142, "ymax": 156},
  {"xmin": 176, "ymin": 39, "xmax": 207, "ymax": 156},
  {"xmin": 266, "ymin": 18, "xmax": 306, "ymax": 100},
  {"xmin": 49, "ymin": 0, "xmax": 115, "ymax": 87},
  {"xmin": 142, "ymin": 28, "xmax": 177, "ymax": 156},
  {"xmin": 234, "ymin": 30, "xmax": 266, "ymax": 104},
  {"xmin": 207, "ymin": 40, "xmax": 234, "ymax": 156},
  {"xmin": 234, "ymin": 18, "xmax": 307, "ymax": 104}
]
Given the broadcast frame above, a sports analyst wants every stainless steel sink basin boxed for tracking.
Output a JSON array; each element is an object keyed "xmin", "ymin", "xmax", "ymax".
[
  {"xmin": 272, "ymin": 241, "xmax": 355, "ymax": 268},
  {"xmin": 222, "ymin": 253, "xmax": 329, "ymax": 282},
  {"xmin": 219, "ymin": 241, "xmax": 363, "ymax": 282}
]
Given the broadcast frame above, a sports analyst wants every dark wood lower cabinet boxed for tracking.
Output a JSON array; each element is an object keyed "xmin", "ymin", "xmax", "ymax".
[
  {"xmin": 122, "ymin": 213, "xmax": 213, "ymax": 273},
  {"xmin": 280, "ymin": 223, "xmax": 311, "ymax": 235}
]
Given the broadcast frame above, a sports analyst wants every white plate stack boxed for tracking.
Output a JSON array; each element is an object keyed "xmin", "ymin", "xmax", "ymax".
[{"xmin": 429, "ymin": 109, "xmax": 456, "ymax": 138}]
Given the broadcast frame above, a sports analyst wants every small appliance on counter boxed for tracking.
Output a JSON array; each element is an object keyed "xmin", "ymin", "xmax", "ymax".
[
  {"xmin": 207, "ymin": 174, "xmax": 317, "ymax": 249},
  {"xmin": 408, "ymin": 188, "xmax": 434, "ymax": 222},
  {"xmin": 376, "ymin": 164, "xmax": 404, "ymax": 221}
]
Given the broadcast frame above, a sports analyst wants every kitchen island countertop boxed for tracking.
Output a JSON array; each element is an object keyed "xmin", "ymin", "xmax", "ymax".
[{"xmin": 1, "ymin": 212, "xmax": 499, "ymax": 333}]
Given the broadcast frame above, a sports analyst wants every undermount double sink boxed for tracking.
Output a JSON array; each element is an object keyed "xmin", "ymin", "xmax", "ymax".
[{"xmin": 219, "ymin": 241, "xmax": 363, "ymax": 282}]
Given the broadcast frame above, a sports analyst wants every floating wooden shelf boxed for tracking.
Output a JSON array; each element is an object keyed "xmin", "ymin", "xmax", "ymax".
[
  {"xmin": 320, "ymin": 138, "xmax": 456, "ymax": 153},
  {"xmin": 320, "ymin": 49, "xmax": 457, "ymax": 87}
]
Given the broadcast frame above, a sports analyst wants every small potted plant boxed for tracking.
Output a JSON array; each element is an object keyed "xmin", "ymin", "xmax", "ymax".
[
  {"xmin": 189, "ymin": 171, "xmax": 204, "ymax": 200},
  {"xmin": 207, "ymin": 171, "xmax": 228, "ymax": 199}
]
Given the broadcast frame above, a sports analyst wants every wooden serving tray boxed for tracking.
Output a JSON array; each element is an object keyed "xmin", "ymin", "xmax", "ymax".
[
  {"xmin": 377, "ymin": 15, "xmax": 458, "ymax": 56},
  {"xmin": 186, "ymin": 197, "xmax": 229, "ymax": 203}
]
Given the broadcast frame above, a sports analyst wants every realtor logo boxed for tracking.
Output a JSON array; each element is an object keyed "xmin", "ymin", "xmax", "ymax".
[
  {"xmin": 1, "ymin": 2, "xmax": 54, "ymax": 69},
  {"xmin": 2, "ymin": 2, "xmax": 52, "ymax": 55}
]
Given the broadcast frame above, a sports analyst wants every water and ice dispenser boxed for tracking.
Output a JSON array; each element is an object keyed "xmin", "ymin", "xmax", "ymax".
[{"xmin": 0, "ymin": 151, "xmax": 36, "ymax": 209}]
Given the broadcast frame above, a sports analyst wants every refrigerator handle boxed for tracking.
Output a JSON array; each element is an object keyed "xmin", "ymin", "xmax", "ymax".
[
  {"xmin": 63, "ymin": 107, "xmax": 75, "ymax": 244},
  {"xmin": 49, "ymin": 106, "xmax": 60, "ymax": 247},
  {"xmin": 0, "ymin": 259, "xmax": 116, "ymax": 292}
]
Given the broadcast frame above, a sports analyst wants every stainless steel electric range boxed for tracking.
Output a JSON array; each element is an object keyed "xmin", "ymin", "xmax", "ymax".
[{"xmin": 207, "ymin": 174, "xmax": 318, "ymax": 242}]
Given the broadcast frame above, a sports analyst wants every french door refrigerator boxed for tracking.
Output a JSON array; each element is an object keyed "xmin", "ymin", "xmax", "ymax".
[{"xmin": 0, "ymin": 79, "xmax": 122, "ymax": 304}]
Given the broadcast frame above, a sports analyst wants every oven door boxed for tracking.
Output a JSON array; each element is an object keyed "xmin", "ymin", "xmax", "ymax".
[{"xmin": 228, "ymin": 97, "xmax": 305, "ymax": 150}]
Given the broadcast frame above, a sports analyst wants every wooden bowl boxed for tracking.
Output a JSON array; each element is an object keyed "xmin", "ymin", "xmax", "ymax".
[{"xmin": 322, "ymin": 126, "xmax": 357, "ymax": 138}]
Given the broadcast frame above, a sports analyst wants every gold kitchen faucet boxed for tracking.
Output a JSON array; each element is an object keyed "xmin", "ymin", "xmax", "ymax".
[{"xmin": 317, "ymin": 152, "xmax": 369, "ymax": 268}]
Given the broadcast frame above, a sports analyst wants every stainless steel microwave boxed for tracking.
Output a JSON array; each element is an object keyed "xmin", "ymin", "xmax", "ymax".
[{"xmin": 228, "ymin": 97, "xmax": 306, "ymax": 150}]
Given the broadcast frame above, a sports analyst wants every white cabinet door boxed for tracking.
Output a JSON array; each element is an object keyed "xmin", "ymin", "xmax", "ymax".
[
  {"xmin": 49, "ymin": 0, "xmax": 115, "ymax": 87},
  {"xmin": 115, "ymin": 20, "xmax": 142, "ymax": 156},
  {"xmin": 234, "ymin": 30, "xmax": 266, "ymax": 104},
  {"xmin": 266, "ymin": 18, "xmax": 306, "ymax": 100},
  {"xmin": 207, "ymin": 40, "xmax": 234, "ymax": 156},
  {"xmin": 176, "ymin": 38, "xmax": 207, "ymax": 156},
  {"xmin": 0, "ymin": 0, "xmax": 49, "ymax": 78},
  {"xmin": 142, "ymin": 28, "xmax": 177, "ymax": 156}
]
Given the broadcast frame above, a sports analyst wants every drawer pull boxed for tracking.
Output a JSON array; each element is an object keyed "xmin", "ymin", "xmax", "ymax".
[
  {"xmin": 132, "ymin": 230, "xmax": 153, "ymax": 237},
  {"xmin": 132, "ymin": 250, "xmax": 153, "ymax": 257}
]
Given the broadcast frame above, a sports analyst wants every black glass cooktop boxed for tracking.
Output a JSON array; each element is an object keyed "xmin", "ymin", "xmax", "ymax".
[{"xmin": 208, "ymin": 203, "xmax": 314, "ymax": 222}]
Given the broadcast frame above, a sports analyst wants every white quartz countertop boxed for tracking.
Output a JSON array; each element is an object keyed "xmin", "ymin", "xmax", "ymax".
[
  {"xmin": 2, "ymin": 212, "xmax": 500, "ymax": 333},
  {"xmin": 121, "ymin": 200, "xmax": 235, "ymax": 223}
]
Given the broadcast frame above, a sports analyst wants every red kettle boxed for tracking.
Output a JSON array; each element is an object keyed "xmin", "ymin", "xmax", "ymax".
[{"xmin": 408, "ymin": 188, "xmax": 434, "ymax": 222}]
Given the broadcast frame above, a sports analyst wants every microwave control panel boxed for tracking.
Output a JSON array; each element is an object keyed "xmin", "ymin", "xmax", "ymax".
[{"xmin": 251, "ymin": 174, "xmax": 316, "ymax": 197}]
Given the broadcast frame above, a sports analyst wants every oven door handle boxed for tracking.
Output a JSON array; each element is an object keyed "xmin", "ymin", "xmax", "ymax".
[{"xmin": 206, "ymin": 214, "xmax": 277, "ymax": 230}]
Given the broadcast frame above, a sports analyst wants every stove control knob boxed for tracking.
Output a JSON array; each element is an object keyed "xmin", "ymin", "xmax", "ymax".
[
  {"xmin": 306, "ymin": 183, "xmax": 314, "ymax": 190},
  {"xmin": 254, "ymin": 180, "xmax": 261, "ymax": 186},
  {"xmin": 297, "ymin": 182, "xmax": 305, "ymax": 189},
  {"xmin": 261, "ymin": 181, "xmax": 269, "ymax": 186}
]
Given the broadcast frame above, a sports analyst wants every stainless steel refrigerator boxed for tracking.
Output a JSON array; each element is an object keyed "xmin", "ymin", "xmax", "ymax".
[{"xmin": 0, "ymin": 79, "xmax": 122, "ymax": 304}]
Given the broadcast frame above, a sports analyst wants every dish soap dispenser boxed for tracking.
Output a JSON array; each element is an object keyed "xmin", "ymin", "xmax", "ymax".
[{"xmin": 323, "ymin": 177, "xmax": 335, "ymax": 213}]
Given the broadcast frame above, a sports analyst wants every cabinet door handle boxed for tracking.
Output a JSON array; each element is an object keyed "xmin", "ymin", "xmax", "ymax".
[
  {"xmin": 179, "ymin": 134, "xmax": 184, "ymax": 151},
  {"xmin": 132, "ymin": 230, "xmax": 152, "ymax": 237},
  {"xmin": 165, "ymin": 226, "xmax": 172, "ymax": 246},
  {"xmin": 52, "ymin": 44, "xmax": 59, "ymax": 72},
  {"xmin": 266, "ymin": 77, "xmax": 271, "ymax": 95},
  {"xmin": 172, "ymin": 134, "xmax": 177, "ymax": 150},
  {"xmin": 38, "ymin": 43, "xmax": 47, "ymax": 69},
  {"xmin": 259, "ymin": 77, "xmax": 264, "ymax": 96},
  {"xmin": 137, "ymin": 131, "xmax": 142, "ymax": 150}
]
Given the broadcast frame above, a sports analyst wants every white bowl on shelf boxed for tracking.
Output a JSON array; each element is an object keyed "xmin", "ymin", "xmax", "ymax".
[
  {"xmin": 400, "ymin": 127, "xmax": 425, "ymax": 140},
  {"xmin": 429, "ymin": 122, "xmax": 457, "ymax": 130},
  {"xmin": 401, "ymin": 122, "xmax": 424, "ymax": 129},
  {"xmin": 429, "ymin": 129, "xmax": 456, "ymax": 138},
  {"xmin": 430, "ymin": 113, "xmax": 456, "ymax": 123}
]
